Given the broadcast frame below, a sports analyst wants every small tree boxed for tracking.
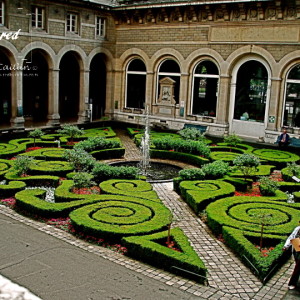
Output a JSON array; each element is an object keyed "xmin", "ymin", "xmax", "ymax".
[
  {"xmin": 178, "ymin": 128, "xmax": 204, "ymax": 141},
  {"xmin": 28, "ymin": 129, "xmax": 44, "ymax": 147},
  {"xmin": 250, "ymin": 212, "xmax": 273, "ymax": 251},
  {"xmin": 58, "ymin": 125, "xmax": 84, "ymax": 144},
  {"xmin": 233, "ymin": 153, "xmax": 260, "ymax": 182},
  {"xmin": 286, "ymin": 162, "xmax": 300, "ymax": 177},
  {"xmin": 12, "ymin": 156, "xmax": 35, "ymax": 176},
  {"xmin": 224, "ymin": 133, "xmax": 242, "ymax": 151},
  {"xmin": 258, "ymin": 176, "xmax": 279, "ymax": 196}
]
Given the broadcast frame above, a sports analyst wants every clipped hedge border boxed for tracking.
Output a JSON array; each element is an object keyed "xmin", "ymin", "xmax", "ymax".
[
  {"xmin": 122, "ymin": 227, "xmax": 207, "ymax": 283},
  {"xmin": 223, "ymin": 226, "xmax": 287, "ymax": 282},
  {"xmin": 228, "ymin": 165, "xmax": 276, "ymax": 179},
  {"xmin": 99, "ymin": 179, "xmax": 159, "ymax": 202},
  {"xmin": 0, "ymin": 159, "xmax": 14, "ymax": 177},
  {"xmin": 179, "ymin": 180, "xmax": 235, "ymax": 214},
  {"xmin": 5, "ymin": 171, "xmax": 60, "ymax": 187},
  {"xmin": 90, "ymin": 148, "xmax": 125, "ymax": 160},
  {"xmin": 20, "ymin": 148, "xmax": 66, "ymax": 161},
  {"xmin": 150, "ymin": 149, "xmax": 209, "ymax": 167},
  {"xmin": 0, "ymin": 180, "xmax": 26, "ymax": 197},
  {"xmin": 29, "ymin": 160, "xmax": 73, "ymax": 177}
]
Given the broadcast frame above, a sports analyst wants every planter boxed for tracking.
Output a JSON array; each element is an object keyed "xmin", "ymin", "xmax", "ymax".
[
  {"xmin": 202, "ymin": 117, "xmax": 213, "ymax": 123},
  {"xmin": 186, "ymin": 115, "xmax": 197, "ymax": 121}
]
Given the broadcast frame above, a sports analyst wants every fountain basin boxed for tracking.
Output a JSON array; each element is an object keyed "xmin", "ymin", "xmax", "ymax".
[{"xmin": 110, "ymin": 161, "xmax": 182, "ymax": 183}]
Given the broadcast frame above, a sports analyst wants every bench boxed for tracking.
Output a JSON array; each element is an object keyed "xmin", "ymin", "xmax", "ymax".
[
  {"xmin": 289, "ymin": 137, "xmax": 300, "ymax": 148},
  {"xmin": 183, "ymin": 124, "xmax": 207, "ymax": 135}
]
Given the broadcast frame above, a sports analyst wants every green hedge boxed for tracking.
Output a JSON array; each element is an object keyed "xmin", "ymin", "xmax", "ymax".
[
  {"xmin": 150, "ymin": 150, "xmax": 209, "ymax": 167},
  {"xmin": 206, "ymin": 194, "xmax": 297, "ymax": 237},
  {"xmin": 0, "ymin": 159, "xmax": 14, "ymax": 177},
  {"xmin": 99, "ymin": 179, "xmax": 159, "ymax": 202},
  {"xmin": 215, "ymin": 143, "xmax": 254, "ymax": 152},
  {"xmin": 90, "ymin": 148, "xmax": 125, "ymax": 160},
  {"xmin": 122, "ymin": 227, "xmax": 207, "ymax": 283},
  {"xmin": 5, "ymin": 170, "xmax": 59, "ymax": 187},
  {"xmin": 210, "ymin": 151, "xmax": 241, "ymax": 163},
  {"xmin": 229, "ymin": 165, "xmax": 276, "ymax": 179},
  {"xmin": 29, "ymin": 160, "xmax": 73, "ymax": 176},
  {"xmin": 223, "ymin": 226, "xmax": 287, "ymax": 281},
  {"xmin": 0, "ymin": 180, "xmax": 26, "ymax": 197},
  {"xmin": 179, "ymin": 180, "xmax": 235, "ymax": 214},
  {"xmin": 69, "ymin": 197, "xmax": 172, "ymax": 241},
  {"xmin": 251, "ymin": 149, "xmax": 300, "ymax": 168},
  {"xmin": 20, "ymin": 148, "xmax": 66, "ymax": 161}
]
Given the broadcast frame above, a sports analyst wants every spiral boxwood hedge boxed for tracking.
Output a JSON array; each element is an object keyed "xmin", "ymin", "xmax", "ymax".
[
  {"xmin": 0, "ymin": 159, "xmax": 14, "ymax": 177},
  {"xmin": 179, "ymin": 180, "xmax": 235, "ymax": 214},
  {"xmin": 99, "ymin": 179, "xmax": 159, "ymax": 202},
  {"xmin": 251, "ymin": 149, "xmax": 300, "ymax": 168},
  {"xmin": 210, "ymin": 151, "xmax": 241, "ymax": 163},
  {"xmin": 122, "ymin": 227, "xmax": 207, "ymax": 283},
  {"xmin": 229, "ymin": 165, "xmax": 276, "ymax": 179},
  {"xmin": 90, "ymin": 148, "xmax": 125, "ymax": 160},
  {"xmin": 215, "ymin": 143, "xmax": 254, "ymax": 152}
]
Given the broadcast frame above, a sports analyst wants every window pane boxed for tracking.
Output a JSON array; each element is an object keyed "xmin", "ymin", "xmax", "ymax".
[
  {"xmin": 0, "ymin": 2, "xmax": 4, "ymax": 25},
  {"xmin": 288, "ymin": 65, "xmax": 300, "ymax": 80},
  {"xmin": 159, "ymin": 60, "xmax": 180, "ymax": 73},
  {"xmin": 234, "ymin": 61, "xmax": 267, "ymax": 123},
  {"xmin": 284, "ymin": 82, "xmax": 300, "ymax": 127},
  {"xmin": 128, "ymin": 59, "xmax": 146, "ymax": 72},
  {"xmin": 126, "ymin": 74, "xmax": 146, "ymax": 108},
  {"xmin": 195, "ymin": 61, "xmax": 218, "ymax": 75}
]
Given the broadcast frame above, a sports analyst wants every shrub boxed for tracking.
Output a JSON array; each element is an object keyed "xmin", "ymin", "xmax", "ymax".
[
  {"xmin": 73, "ymin": 172, "xmax": 96, "ymax": 188},
  {"xmin": 74, "ymin": 137, "xmax": 121, "ymax": 152},
  {"xmin": 178, "ymin": 128, "xmax": 204, "ymax": 141},
  {"xmin": 63, "ymin": 149, "xmax": 96, "ymax": 172},
  {"xmin": 224, "ymin": 133, "xmax": 242, "ymax": 148},
  {"xmin": 286, "ymin": 162, "xmax": 300, "ymax": 177},
  {"xmin": 152, "ymin": 137, "xmax": 210, "ymax": 158},
  {"xmin": 12, "ymin": 156, "xmax": 35, "ymax": 176},
  {"xmin": 92, "ymin": 163, "xmax": 138, "ymax": 182},
  {"xmin": 258, "ymin": 176, "xmax": 279, "ymax": 196},
  {"xmin": 28, "ymin": 129, "xmax": 44, "ymax": 146},
  {"xmin": 233, "ymin": 154, "xmax": 260, "ymax": 181},
  {"xmin": 201, "ymin": 161, "xmax": 230, "ymax": 179},
  {"xmin": 179, "ymin": 168, "xmax": 205, "ymax": 180}
]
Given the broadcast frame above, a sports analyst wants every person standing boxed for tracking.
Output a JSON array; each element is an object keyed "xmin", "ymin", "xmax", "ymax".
[
  {"xmin": 283, "ymin": 223, "xmax": 300, "ymax": 289},
  {"xmin": 278, "ymin": 129, "xmax": 290, "ymax": 147}
]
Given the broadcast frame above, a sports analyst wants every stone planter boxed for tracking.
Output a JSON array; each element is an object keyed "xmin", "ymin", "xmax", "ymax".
[
  {"xmin": 202, "ymin": 117, "xmax": 213, "ymax": 123},
  {"xmin": 186, "ymin": 115, "xmax": 197, "ymax": 121},
  {"xmin": 123, "ymin": 108, "xmax": 133, "ymax": 113}
]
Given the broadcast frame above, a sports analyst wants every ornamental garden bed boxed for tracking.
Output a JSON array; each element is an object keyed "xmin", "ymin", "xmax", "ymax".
[{"xmin": 0, "ymin": 126, "xmax": 300, "ymax": 284}]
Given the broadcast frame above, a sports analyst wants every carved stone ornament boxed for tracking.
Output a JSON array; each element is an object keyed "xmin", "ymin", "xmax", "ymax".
[{"xmin": 158, "ymin": 77, "xmax": 176, "ymax": 105}]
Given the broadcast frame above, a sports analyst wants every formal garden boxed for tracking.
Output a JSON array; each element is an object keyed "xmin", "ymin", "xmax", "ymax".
[{"xmin": 0, "ymin": 124, "xmax": 300, "ymax": 284}]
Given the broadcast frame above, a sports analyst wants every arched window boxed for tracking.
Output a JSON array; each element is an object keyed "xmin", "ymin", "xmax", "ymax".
[
  {"xmin": 191, "ymin": 60, "xmax": 219, "ymax": 117},
  {"xmin": 126, "ymin": 58, "xmax": 146, "ymax": 109},
  {"xmin": 234, "ymin": 60, "xmax": 267, "ymax": 123},
  {"xmin": 283, "ymin": 64, "xmax": 300, "ymax": 127},
  {"xmin": 157, "ymin": 59, "xmax": 180, "ymax": 104}
]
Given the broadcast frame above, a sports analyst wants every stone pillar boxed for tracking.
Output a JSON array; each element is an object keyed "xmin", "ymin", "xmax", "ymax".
[
  {"xmin": 216, "ymin": 74, "xmax": 231, "ymax": 125},
  {"xmin": 109, "ymin": 69, "xmax": 122, "ymax": 114},
  {"xmin": 146, "ymin": 71, "xmax": 154, "ymax": 113},
  {"xmin": 179, "ymin": 73, "xmax": 189, "ymax": 118},
  {"xmin": 10, "ymin": 69, "xmax": 25, "ymax": 129},
  {"xmin": 266, "ymin": 77, "xmax": 282, "ymax": 131},
  {"xmin": 77, "ymin": 68, "xmax": 90, "ymax": 124},
  {"xmin": 47, "ymin": 68, "xmax": 60, "ymax": 126}
]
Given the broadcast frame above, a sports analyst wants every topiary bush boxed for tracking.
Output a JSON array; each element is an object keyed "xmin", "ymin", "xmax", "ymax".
[
  {"xmin": 178, "ymin": 127, "xmax": 204, "ymax": 141},
  {"xmin": 12, "ymin": 156, "xmax": 35, "ymax": 176},
  {"xmin": 232, "ymin": 154, "xmax": 260, "ymax": 181},
  {"xmin": 258, "ymin": 176, "xmax": 280, "ymax": 196},
  {"xmin": 74, "ymin": 137, "xmax": 121, "ymax": 152},
  {"xmin": 63, "ymin": 148, "xmax": 96, "ymax": 172}
]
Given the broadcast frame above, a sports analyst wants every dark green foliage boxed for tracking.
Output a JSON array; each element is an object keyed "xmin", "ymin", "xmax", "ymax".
[
  {"xmin": 12, "ymin": 156, "xmax": 35, "ymax": 176},
  {"xmin": 201, "ymin": 161, "xmax": 230, "ymax": 179},
  {"xmin": 73, "ymin": 172, "xmax": 96, "ymax": 188},
  {"xmin": 223, "ymin": 133, "xmax": 242, "ymax": 148},
  {"xmin": 178, "ymin": 128, "xmax": 204, "ymax": 141},
  {"xmin": 258, "ymin": 177, "xmax": 280, "ymax": 196},
  {"xmin": 74, "ymin": 137, "xmax": 121, "ymax": 152},
  {"xmin": 92, "ymin": 163, "xmax": 138, "ymax": 182},
  {"xmin": 122, "ymin": 228, "xmax": 207, "ymax": 283},
  {"xmin": 0, "ymin": 180, "xmax": 26, "ymax": 197},
  {"xmin": 233, "ymin": 154, "xmax": 260, "ymax": 181},
  {"xmin": 90, "ymin": 148, "xmax": 125, "ymax": 160},
  {"xmin": 150, "ymin": 149, "xmax": 209, "ymax": 167},
  {"xmin": 179, "ymin": 168, "xmax": 206, "ymax": 181},
  {"xmin": 63, "ymin": 149, "xmax": 96, "ymax": 172},
  {"xmin": 152, "ymin": 137, "xmax": 210, "ymax": 158},
  {"xmin": 29, "ymin": 160, "xmax": 73, "ymax": 176}
]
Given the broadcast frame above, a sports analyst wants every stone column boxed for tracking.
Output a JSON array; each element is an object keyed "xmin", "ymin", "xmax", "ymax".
[
  {"xmin": 10, "ymin": 69, "xmax": 25, "ymax": 129},
  {"xmin": 109, "ymin": 69, "xmax": 122, "ymax": 114},
  {"xmin": 47, "ymin": 68, "xmax": 60, "ymax": 126},
  {"xmin": 179, "ymin": 73, "xmax": 189, "ymax": 118},
  {"xmin": 146, "ymin": 71, "xmax": 154, "ymax": 113},
  {"xmin": 216, "ymin": 74, "xmax": 231, "ymax": 125},
  {"xmin": 77, "ymin": 68, "xmax": 90, "ymax": 124},
  {"xmin": 266, "ymin": 77, "xmax": 282, "ymax": 131}
]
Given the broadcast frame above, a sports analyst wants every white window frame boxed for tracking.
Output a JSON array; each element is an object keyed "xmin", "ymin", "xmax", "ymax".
[
  {"xmin": 67, "ymin": 12, "xmax": 78, "ymax": 33},
  {"xmin": 31, "ymin": 6, "xmax": 45, "ymax": 29},
  {"xmin": 96, "ymin": 16, "xmax": 106, "ymax": 38},
  {"xmin": 0, "ymin": 2, "xmax": 4, "ymax": 26}
]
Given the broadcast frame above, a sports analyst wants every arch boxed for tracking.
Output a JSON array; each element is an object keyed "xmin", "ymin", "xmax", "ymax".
[
  {"xmin": 87, "ymin": 47, "xmax": 114, "ymax": 72},
  {"xmin": 0, "ymin": 41, "xmax": 18, "ymax": 65},
  {"xmin": 20, "ymin": 42, "xmax": 55, "ymax": 69},
  {"xmin": 118, "ymin": 48, "xmax": 150, "ymax": 71},
  {"xmin": 150, "ymin": 48, "xmax": 184, "ymax": 71},
  {"xmin": 56, "ymin": 45, "xmax": 86, "ymax": 70}
]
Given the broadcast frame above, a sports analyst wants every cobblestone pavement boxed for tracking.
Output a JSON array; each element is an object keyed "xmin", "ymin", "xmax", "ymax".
[{"xmin": 1, "ymin": 128, "xmax": 299, "ymax": 299}]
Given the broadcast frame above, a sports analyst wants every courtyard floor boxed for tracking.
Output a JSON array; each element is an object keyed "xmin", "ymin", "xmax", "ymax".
[{"xmin": 0, "ymin": 128, "xmax": 300, "ymax": 299}]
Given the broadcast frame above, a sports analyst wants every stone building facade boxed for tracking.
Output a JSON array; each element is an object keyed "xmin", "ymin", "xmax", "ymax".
[{"xmin": 1, "ymin": 0, "xmax": 300, "ymax": 142}]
